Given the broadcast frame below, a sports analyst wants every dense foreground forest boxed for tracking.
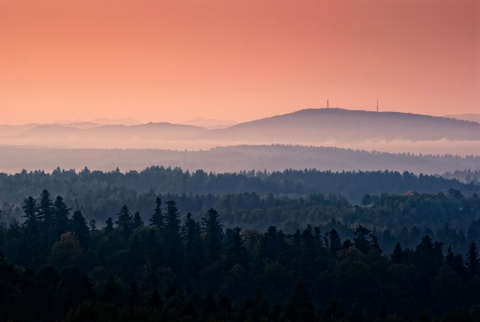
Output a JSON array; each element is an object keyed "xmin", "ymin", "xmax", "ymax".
[{"xmin": 1, "ymin": 189, "xmax": 480, "ymax": 321}]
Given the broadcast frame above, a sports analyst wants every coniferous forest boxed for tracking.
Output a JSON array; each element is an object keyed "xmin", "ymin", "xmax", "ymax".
[
  {"xmin": 0, "ymin": 167, "xmax": 480, "ymax": 321},
  {"xmin": 3, "ymin": 0, "xmax": 479, "ymax": 320}
]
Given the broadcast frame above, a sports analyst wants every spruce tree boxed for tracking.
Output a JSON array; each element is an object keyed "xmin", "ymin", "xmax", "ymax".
[
  {"xmin": 164, "ymin": 200, "xmax": 181, "ymax": 238},
  {"xmin": 22, "ymin": 196, "xmax": 38, "ymax": 233},
  {"xmin": 225, "ymin": 227, "xmax": 247, "ymax": 270},
  {"xmin": 116, "ymin": 205, "xmax": 133, "ymax": 239},
  {"xmin": 203, "ymin": 208, "xmax": 223, "ymax": 264},
  {"xmin": 164, "ymin": 200, "xmax": 182, "ymax": 269},
  {"xmin": 285, "ymin": 283, "xmax": 315, "ymax": 322},
  {"xmin": 182, "ymin": 213, "xmax": 203, "ymax": 276},
  {"xmin": 53, "ymin": 195, "xmax": 71, "ymax": 240},
  {"xmin": 133, "ymin": 211, "xmax": 144, "ymax": 229},
  {"xmin": 328, "ymin": 229, "xmax": 342, "ymax": 256},
  {"xmin": 465, "ymin": 240, "xmax": 479, "ymax": 278},
  {"xmin": 353, "ymin": 225, "xmax": 371, "ymax": 254},
  {"xmin": 445, "ymin": 246, "xmax": 455, "ymax": 267},
  {"xmin": 104, "ymin": 217, "xmax": 114, "ymax": 233},
  {"xmin": 37, "ymin": 189, "xmax": 54, "ymax": 230},
  {"xmin": 391, "ymin": 242, "xmax": 403, "ymax": 264},
  {"xmin": 150, "ymin": 197, "xmax": 163, "ymax": 229},
  {"xmin": 71, "ymin": 211, "xmax": 90, "ymax": 248}
]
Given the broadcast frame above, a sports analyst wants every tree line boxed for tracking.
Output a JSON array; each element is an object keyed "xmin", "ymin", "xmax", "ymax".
[
  {"xmin": 0, "ymin": 166, "xmax": 477, "ymax": 206},
  {"xmin": 1, "ymin": 189, "xmax": 480, "ymax": 321}
]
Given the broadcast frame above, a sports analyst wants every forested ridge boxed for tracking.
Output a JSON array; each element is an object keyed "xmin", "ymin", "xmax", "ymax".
[{"xmin": 0, "ymin": 166, "xmax": 477, "ymax": 205}]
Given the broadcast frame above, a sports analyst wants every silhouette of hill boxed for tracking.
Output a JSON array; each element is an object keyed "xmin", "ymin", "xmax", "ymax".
[
  {"xmin": 15, "ymin": 122, "xmax": 207, "ymax": 139},
  {"xmin": 16, "ymin": 125, "xmax": 84, "ymax": 138},
  {"xmin": 180, "ymin": 117, "xmax": 238, "ymax": 129},
  {"xmin": 8, "ymin": 122, "xmax": 208, "ymax": 148},
  {"xmin": 204, "ymin": 108, "xmax": 480, "ymax": 143},
  {"xmin": 0, "ymin": 124, "xmax": 39, "ymax": 138}
]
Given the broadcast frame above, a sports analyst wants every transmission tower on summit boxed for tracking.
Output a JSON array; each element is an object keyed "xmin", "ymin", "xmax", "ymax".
[{"xmin": 376, "ymin": 99, "xmax": 379, "ymax": 112}]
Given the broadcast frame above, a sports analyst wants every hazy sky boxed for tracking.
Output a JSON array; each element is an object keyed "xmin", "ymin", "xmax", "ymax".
[{"xmin": 1, "ymin": 0, "xmax": 479, "ymax": 124}]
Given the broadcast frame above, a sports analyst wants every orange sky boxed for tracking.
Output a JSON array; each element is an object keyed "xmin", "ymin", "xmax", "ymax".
[{"xmin": 1, "ymin": 0, "xmax": 479, "ymax": 124}]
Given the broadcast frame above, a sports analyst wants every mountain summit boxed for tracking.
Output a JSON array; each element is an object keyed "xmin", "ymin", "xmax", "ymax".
[{"xmin": 204, "ymin": 108, "xmax": 480, "ymax": 143}]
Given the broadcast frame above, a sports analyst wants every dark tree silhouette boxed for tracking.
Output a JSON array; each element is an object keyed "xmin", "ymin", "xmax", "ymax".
[
  {"xmin": 53, "ymin": 195, "xmax": 71, "ymax": 240},
  {"xmin": 104, "ymin": 217, "xmax": 114, "ymax": 233},
  {"xmin": 329, "ymin": 229, "xmax": 342, "ymax": 256},
  {"xmin": 37, "ymin": 189, "xmax": 54, "ymax": 228},
  {"xmin": 465, "ymin": 240, "xmax": 479, "ymax": 278},
  {"xmin": 182, "ymin": 213, "xmax": 203, "ymax": 277},
  {"xmin": 164, "ymin": 200, "xmax": 182, "ymax": 269},
  {"xmin": 71, "ymin": 211, "xmax": 90, "ymax": 248},
  {"xmin": 116, "ymin": 205, "xmax": 133, "ymax": 239},
  {"xmin": 285, "ymin": 283, "xmax": 315, "ymax": 322},
  {"xmin": 391, "ymin": 242, "xmax": 403, "ymax": 264},
  {"xmin": 353, "ymin": 225, "xmax": 371, "ymax": 254},
  {"xmin": 150, "ymin": 197, "xmax": 163, "ymax": 229},
  {"xmin": 133, "ymin": 211, "xmax": 144, "ymax": 229},
  {"xmin": 164, "ymin": 200, "xmax": 181, "ymax": 237},
  {"xmin": 203, "ymin": 208, "xmax": 223, "ymax": 264},
  {"xmin": 22, "ymin": 196, "xmax": 38, "ymax": 232}
]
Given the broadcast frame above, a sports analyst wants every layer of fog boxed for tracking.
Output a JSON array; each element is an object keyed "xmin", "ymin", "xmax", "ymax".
[{"xmin": 2, "ymin": 134, "xmax": 479, "ymax": 157}]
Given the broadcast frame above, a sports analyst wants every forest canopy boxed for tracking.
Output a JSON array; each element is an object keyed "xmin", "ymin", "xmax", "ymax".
[
  {"xmin": 1, "ymin": 168, "xmax": 480, "ymax": 321},
  {"xmin": 1, "ymin": 189, "xmax": 480, "ymax": 321}
]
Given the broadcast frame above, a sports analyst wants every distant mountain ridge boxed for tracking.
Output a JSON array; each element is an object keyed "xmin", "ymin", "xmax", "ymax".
[
  {"xmin": 180, "ymin": 117, "xmax": 238, "ymax": 129},
  {"xmin": 204, "ymin": 108, "xmax": 480, "ymax": 142},
  {"xmin": 1, "ymin": 108, "xmax": 479, "ymax": 153},
  {"xmin": 9, "ymin": 122, "xmax": 207, "ymax": 142}
]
